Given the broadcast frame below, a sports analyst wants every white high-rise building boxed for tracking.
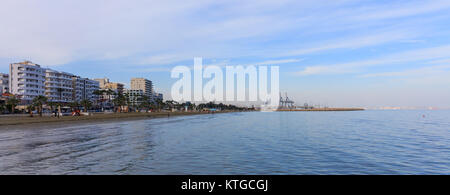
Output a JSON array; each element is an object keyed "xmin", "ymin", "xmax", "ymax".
[
  {"xmin": 44, "ymin": 69, "xmax": 74, "ymax": 103},
  {"xmin": 0, "ymin": 73, "xmax": 8, "ymax": 94},
  {"xmin": 72, "ymin": 76, "xmax": 100, "ymax": 102},
  {"xmin": 9, "ymin": 61, "xmax": 46, "ymax": 102},
  {"xmin": 9, "ymin": 61, "xmax": 102, "ymax": 105}
]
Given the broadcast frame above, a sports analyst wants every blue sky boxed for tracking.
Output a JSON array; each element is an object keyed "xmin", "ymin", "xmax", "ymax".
[{"xmin": 1, "ymin": 0, "xmax": 450, "ymax": 108}]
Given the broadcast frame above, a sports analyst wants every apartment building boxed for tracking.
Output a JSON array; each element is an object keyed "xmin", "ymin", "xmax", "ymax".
[
  {"xmin": 72, "ymin": 76, "xmax": 100, "ymax": 102},
  {"xmin": 44, "ymin": 69, "xmax": 75, "ymax": 103},
  {"xmin": 9, "ymin": 61, "xmax": 46, "ymax": 103},
  {"xmin": 94, "ymin": 78, "xmax": 124, "ymax": 94},
  {"xmin": 154, "ymin": 93, "xmax": 163, "ymax": 102},
  {"xmin": 94, "ymin": 78, "xmax": 109, "ymax": 89},
  {"xmin": 130, "ymin": 78, "xmax": 153, "ymax": 98},
  {"xmin": 124, "ymin": 89, "xmax": 145, "ymax": 106},
  {"xmin": 0, "ymin": 73, "xmax": 8, "ymax": 94},
  {"xmin": 9, "ymin": 61, "xmax": 100, "ymax": 104}
]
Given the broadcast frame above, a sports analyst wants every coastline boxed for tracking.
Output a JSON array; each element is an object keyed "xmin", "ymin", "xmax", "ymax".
[
  {"xmin": 0, "ymin": 111, "xmax": 239, "ymax": 130},
  {"xmin": 0, "ymin": 109, "xmax": 366, "ymax": 130},
  {"xmin": 277, "ymin": 108, "xmax": 365, "ymax": 111}
]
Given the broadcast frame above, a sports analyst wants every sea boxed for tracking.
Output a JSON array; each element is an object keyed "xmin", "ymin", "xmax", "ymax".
[{"xmin": 0, "ymin": 110, "xmax": 449, "ymax": 174}]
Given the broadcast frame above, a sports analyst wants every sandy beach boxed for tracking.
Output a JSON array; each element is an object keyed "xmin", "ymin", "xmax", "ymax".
[{"xmin": 0, "ymin": 111, "xmax": 239, "ymax": 130}]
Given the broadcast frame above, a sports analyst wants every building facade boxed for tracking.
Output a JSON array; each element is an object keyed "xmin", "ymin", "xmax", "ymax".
[
  {"xmin": 124, "ymin": 89, "xmax": 145, "ymax": 106},
  {"xmin": 105, "ymin": 82, "xmax": 124, "ymax": 94},
  {"xmin": 154, "ymin": 93, "xmax": 163, "ymax": 102},
  {"xmin": 9, "ymin": 61, "xmax": 99, "ymax": 104},
  {"xmin": 130, "ymin": 78, "xmax": 153, "ymax": 98},
  {"xmin": 44, "ymin": 69, "xmax": 74, "ymax": 103},
  {"xmin": 94, "ymin": 78, "xmax": 124, "ymax": 94},
  {"xmin": 72, "ymin": 76, "xmax": 100, "ymax": 102},
  {"xmin": 9, "ymin": 61, "xmax": 46, "ymax": 102},
  {"xmin": 0, "ymin": 73, "xmax": 8, "ymax": 94},
  {"xmin": 94, "ymin": 78, "xmax": 109, "ymax": 89}
]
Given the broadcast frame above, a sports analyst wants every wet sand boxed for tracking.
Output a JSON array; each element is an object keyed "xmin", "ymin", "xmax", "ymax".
[{"xmin": 0, "ymin": 111, "xmax": 238, "ymax": 130}]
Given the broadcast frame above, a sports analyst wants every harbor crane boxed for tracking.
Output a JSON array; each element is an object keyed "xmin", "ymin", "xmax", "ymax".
[{"xmin": 279, "ymin": 92, "xmax": 295, "ymax": 109}]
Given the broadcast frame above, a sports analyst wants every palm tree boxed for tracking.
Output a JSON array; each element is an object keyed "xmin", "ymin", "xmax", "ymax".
[
  {"xmin": 106, "ymin": 89, "xmax": 115, "ymax": 107},
  {"xmin": 113, "ymin": 93, "xmax": 126, "ymax": 112},
  {"xmin": 48, "ymin": 101, "xmax": 56, "ymax": 112},
  {"xmin": 69, "ymin": 101, "xmax": 80, "ymax": 111},
  {"xmin": 6, "ymin": 96, "xmax": 20, "ymax": 114},
  {"xmin": 93, "ymin": 89, "xmax": 104, "ymax": 107},
  {"xmin": 27, "ymin": 104, "xmax": 35, "ymax": 117},
  {"xmin": 32, "ymin": 95, "xmax": 48, "ymax": 117},
  {"xmin": 155, "ymin": 99, "xmax": 164, "ymax": 112},
  {"xmin": 80, "ymin": 100, "xmax": 92, "ymax": 112},
  {"xmin": 165, "ymin": 100, "xmax": 180, "ymax": 111},
  {"xmin": 137, "ymin": 95, "xmax": 152, "ymax": 112}
]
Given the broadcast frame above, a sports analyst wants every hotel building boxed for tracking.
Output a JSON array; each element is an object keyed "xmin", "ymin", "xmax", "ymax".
[
  {"xmin": 9, "ymin": 61, "xmax": 99, "ymax": 104},
  {"xmin": 130, "ymin": 78, "xmax": 153, "ymax": 98},
  {"xmin": 44, "ymin": 69, "xmax": 74, "ymax": 103},
  {"xmin": 0, "ymin": 73, "xmax": 8, "ymax": 94},
  {"xmin": 72, "ymin": 76, "xmax": 100, "ymax": 102},
  {"xmin": 94, "ymin": 78, "xmax": 124, "ymax": 94},
  {"xmin": 9, "ymin": 61, "xmax": 46, "ymax": 103},
  {"xmin": 124, "ymin": 89, "xmax": 145, "ymax": 106}
]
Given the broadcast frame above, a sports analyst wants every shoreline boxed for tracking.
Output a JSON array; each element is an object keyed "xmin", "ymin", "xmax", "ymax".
[
  {"xmin": 0, "ymin": 111, "xmax": 240, "ymax": 130},
  {"xmin": 0, "ymin": 109, "xmax": 366, "ymax": 130},
  {"xmin": 277, "ymin": 108, "xmax": 365, "ymax": 112}
]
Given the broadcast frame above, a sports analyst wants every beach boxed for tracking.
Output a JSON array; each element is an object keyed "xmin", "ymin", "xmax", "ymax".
[
  {"xmin": 0, "ymin": 111, "xmax": 239, "ymax": 130},
  {"xmin": 277, "ymin": 108, "xmax": 365, "ymax": 112}
]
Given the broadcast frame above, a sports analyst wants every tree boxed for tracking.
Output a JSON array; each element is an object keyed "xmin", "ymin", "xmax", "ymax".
[
  {"xmin": 6, "ymin": 96, "xmax": 20, "ymax": 114},
  {"xmin": 137, "ymin": 95, "xmax": 152, "ymax": 112},
  {"xmin": 0, "ymin": 101, "xmax": 5, "ymax": 114},
  {"xmin": 80, "ymin": 100, "xmax": 92, "ymax": 112},
  {"xmin": 106, "ymin": 89, "xmax": 116, "ymax": 107},
  {"xmin": 69, "ymin": 101, "xmax": 80, "ymax": 111},
  {"xmin": 32, "ymin": 95, "xmax": 48, "ymax": 117},
  {"xmin": 27, "ymin": 104, "xmax": 35, "ymax": 117},
  {"xmin": 47, "ymin": 101, "xmax": 57, "ymax": 112},
  {"xmin": 113, "ymin": 93, "xmax": 127, "ymax": 112},
  {"xmin": 93, "ymin": 90, "xmax": 104, "ymax": 108},
  {"xmin": 165, "ymin": 100, "xmax": 179, "ymax": 111},
  {"xmin": 155, "ymin": 99, "xmax": 164, "ymax": 112},
  {"xmin": 93, "ymin": 89, "xmax": 104, "ymax": 97}
]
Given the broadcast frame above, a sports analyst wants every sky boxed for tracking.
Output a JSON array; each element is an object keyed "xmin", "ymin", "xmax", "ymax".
[{"xmin": 1, "ymin": 0, "xmax": 450, "ymax": 109}]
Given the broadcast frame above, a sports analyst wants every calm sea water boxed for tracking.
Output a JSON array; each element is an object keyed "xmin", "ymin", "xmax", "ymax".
[{"xmin": 0, "ymin": 110, "xmax": 449, "ymax": 175}]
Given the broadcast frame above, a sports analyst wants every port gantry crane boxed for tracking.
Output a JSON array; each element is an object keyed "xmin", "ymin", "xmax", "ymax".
[{"xmin": 279, "ymin": 92, "xmax": 295, "ymax": 109}]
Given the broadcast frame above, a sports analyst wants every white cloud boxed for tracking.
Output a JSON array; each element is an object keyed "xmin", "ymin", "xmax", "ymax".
[
  {"xmin": 296, "ymin": 45, "xmax": 450, "ymax": 76},
  {"xmin": 0, "ymin": 0, "xmax": 449, "ymax": 68},
  {"xmin": 284, "ymin": 31, "xmax": 416, "ymax": 56},
  {"xmin": 138, "ymin": 54, "xmax": 191, "ymax": 66},
  {"xmin": 352, "ymin": 0, "xmax": 450, "ymax": 21},
  {"xmin": 359, "ymin": 64, "xmax": 450, "ymax": 78}
]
